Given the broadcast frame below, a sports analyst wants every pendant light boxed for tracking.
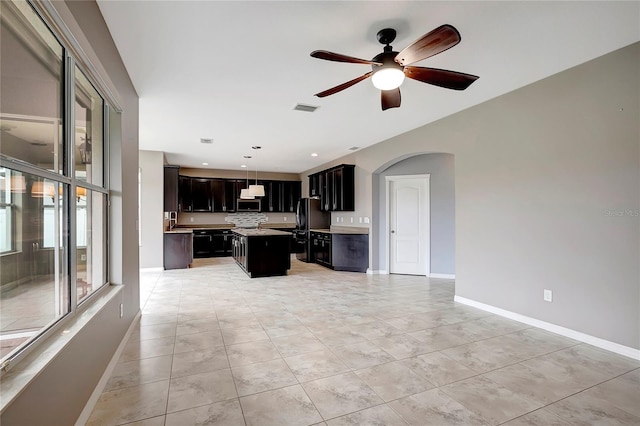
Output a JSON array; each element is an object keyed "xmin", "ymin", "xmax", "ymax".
[
  {"xmin": 248, "ymin": 146, "xmax": 265, "ymax": 197},
  {"xmin": 240, "ymin": 156, "xmax": 254, "ymax": 199}
]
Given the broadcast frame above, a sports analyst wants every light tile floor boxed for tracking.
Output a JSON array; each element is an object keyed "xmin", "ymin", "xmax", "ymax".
[{"xmin": 87, "ymin": 257, "xmax": 640, "ymax": 425}]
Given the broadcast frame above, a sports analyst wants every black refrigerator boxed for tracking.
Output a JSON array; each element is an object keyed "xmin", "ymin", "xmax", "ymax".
[{"xmin": 294, "ymin": 198, "xmax": 330, "ymax": 262}]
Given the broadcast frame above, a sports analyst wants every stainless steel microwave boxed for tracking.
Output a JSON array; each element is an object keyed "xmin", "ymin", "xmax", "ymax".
[{"xmin": 236, "ymin": 198, "xmax": 261, "ymax": 212}]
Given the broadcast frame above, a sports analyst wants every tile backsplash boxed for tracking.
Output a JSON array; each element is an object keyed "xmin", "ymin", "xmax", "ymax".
[
  {"xmin": 177, "ymin": 212, "xmax": 295, "ymax": 226},
  {"xmin": 224, "ymin": 212, "xmax": 268, "ymax": 228}
]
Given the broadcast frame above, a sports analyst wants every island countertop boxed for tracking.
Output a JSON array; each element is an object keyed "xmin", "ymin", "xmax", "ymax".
[{"xmin": 231, "ymin": 228, "xmax": 292, "ymax": 237}]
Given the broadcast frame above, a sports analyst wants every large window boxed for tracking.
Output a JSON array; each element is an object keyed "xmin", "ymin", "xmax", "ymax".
[{"xmin": 0, "ymin": 1, "xmax": 109, "ymax": 367}]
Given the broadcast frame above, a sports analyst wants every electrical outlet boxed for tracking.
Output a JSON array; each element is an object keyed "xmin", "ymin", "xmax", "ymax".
[
  {"xmin": 81, "ymin": 254, "xmax": 86, "ymax": 261},
  {"xmin": 119, "ymin": 303, "xmax": 124, "ymax": 318},
  {"xmin": 283, "ymin": 217, "xmax": 287, "ymax": 221},
  {"xmin": 364, "ymin": 217, "xmax": 370, "ymax": 224},
  {"xmin": 543, "ymin": 289, "xmax": 553, "ymax": 302},
  {"xmin": 350, "ymin": 217, "xmax": 353, "ymax": 223},
  {"xmin": 189, "ymin": 217, "xmax": 194, "ymax": 223}
]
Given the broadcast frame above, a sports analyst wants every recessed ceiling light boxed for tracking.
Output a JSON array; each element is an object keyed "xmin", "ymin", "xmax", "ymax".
[
  {"xmin": 241, "ymin": 164, "xmax": 247, "ymax": 168},
  {"xmin": 348, "ymin": 146, "xmax": 360, "ymax": 151},
  {"xmin": 200, "ymin": 138, "xmax": 213, "ymax": 144},
  {"xmin": 311, "ymin": 153, "xmax": 318, "ymax": 157},
  {"xmin": 202, "ymin": 162, "xmax": 208, "ymax": 166}
]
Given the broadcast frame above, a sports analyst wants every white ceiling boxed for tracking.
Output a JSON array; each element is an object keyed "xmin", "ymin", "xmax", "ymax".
[{"xmin": 96, "ymin": 1, "xmax": 639, "ymax": 174}]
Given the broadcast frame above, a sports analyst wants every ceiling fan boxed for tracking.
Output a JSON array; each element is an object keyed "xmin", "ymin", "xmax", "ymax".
[{"xmin": 310, "ymin": 25, "xmax": 479, "ymax": 110}]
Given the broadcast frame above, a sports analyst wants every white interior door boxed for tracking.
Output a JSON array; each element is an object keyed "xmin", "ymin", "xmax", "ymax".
[{"xmin": 388, "ymin": 176, "xmax": 429, "ymax": 275}]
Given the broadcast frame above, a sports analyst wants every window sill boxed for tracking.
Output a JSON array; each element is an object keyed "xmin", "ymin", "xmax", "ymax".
[{"xmin": 0, "ymin": 284, "xmax": 123, "ymax": 413}]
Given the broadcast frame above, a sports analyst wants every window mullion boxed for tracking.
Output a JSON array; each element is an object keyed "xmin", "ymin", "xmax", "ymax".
[{"xmin": 65, "ymin": 52, "xmax": 77, "ymax": 312}]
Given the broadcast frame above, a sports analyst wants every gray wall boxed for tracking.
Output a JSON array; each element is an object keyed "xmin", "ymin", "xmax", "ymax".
[
  {"xmin": 1, "ymin": 0, "xmax": 140, "ymax": 423},
  {"xmin": 305, "ymin": 43, "xmax": 640, "ymax": 350},
  {"xmin": 139, "ymin": 150, "xmax": 164, "ymax": 268},
  {"xmin": 374, "ymin": 154, "xmax": 455, "ymax": 275}
]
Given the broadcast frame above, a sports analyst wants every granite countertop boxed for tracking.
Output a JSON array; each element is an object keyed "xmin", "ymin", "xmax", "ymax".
[
  {"xmin": 259, "ymin": 223, "xmax": 295, "ymax": 229},
  {"xmin": 164, "ymin": 228, "xmax": 194, "ymax": 234},
  {"xmin": 310, "ymin": 226, "xmax": 369, "ymax": 235},
  {"xmin": 176, "ymin": 224, "xmax": 234, "ymax": 230},
  {"xmin": 232, "ymin": 228, "xmax": 292, "ymax": 237}
]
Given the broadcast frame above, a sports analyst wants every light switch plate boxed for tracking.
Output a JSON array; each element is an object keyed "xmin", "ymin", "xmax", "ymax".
[{"xmin": 543, "ymin": 289, "xmax": 553, "ymax": 302}]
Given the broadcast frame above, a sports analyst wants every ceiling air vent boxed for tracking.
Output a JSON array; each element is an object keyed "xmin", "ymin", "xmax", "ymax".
[
  {"xmin": 200, "ymin": 138, "xmax": 213, "ymax": 144},
  {"xmin": 348, "ymin": 146, "xmax": 360, "ymax": 151},
  {"xmin": 293, "ymin": 103, "xmax": 319, "ymax": 113}
]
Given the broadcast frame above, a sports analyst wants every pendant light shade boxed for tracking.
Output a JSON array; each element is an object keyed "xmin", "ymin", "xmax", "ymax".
[
  {"xmin": 249, "ymin": 145, "xmax": 265, "ymax": 197},
  {"xmin": 248, "ymin": 184, "xmax": 265, "ymax": 197},
  {"xmin": 240, "ymin": 188, "xmax": 254, "ymax": 199}
]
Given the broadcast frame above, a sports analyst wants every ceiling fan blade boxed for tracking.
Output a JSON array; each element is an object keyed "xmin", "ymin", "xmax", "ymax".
[
  {"xmin": 311, "ymin": 50, "xmax": 381, "ymax": 65},
  {"xmin": 314, "ymin": 71, "xmax": 373, "ymax": 98},
  {"xmin": 381, "ymin": 88, "xmax": 401, "ymax": 111},
  {"xmin": 405, "ymin": 66, "xmax": 479, "ymax": 90},
  {"xmin": 395, "ymin": 24, "xmax": 461, "ymax": 66}
]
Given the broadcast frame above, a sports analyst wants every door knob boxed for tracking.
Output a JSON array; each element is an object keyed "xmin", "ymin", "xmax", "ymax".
[{"xmin": 391, "ymin": 230, "xmax": 395, "ymax": 233}]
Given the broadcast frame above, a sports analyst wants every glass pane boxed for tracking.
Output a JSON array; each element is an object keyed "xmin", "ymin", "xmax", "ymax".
[
  {"xmin": 75, "ymin": 68, "xmax": 103, "ymax": 186},
  {"xmin": 0, "ymin": 1, "xmax": 64, "ymax": 173},
  {"xmin": 0, "ymin": 169, "xmax": 69, "ymax": 363},
  {"xmin": 76, "ymin": 188, "xmax": 106, "ymax": 303}
]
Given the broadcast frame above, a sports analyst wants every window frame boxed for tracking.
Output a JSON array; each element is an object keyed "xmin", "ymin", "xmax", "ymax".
[{"xmin": 0, "ymin": 0, "xmax": 112, "ymax": 373}]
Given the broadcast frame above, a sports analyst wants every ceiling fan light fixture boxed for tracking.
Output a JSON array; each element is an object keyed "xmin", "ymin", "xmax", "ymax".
[{"xmin": 372, "ymin": 67, "xmax": 405, "ymax": 90}]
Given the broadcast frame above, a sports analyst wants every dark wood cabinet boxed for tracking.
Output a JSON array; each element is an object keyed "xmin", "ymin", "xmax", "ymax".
[
  {"xmin": 281, "ymin": 181, "xmax": 301, "ymax": 212},
  {"xmin": 212, "ymin": 229, "xmax": 233, "ymax": 256},
  {"xmin": 232, "ymin": 231, "xmax": 291, "ymax": 278},
  {"xmin": 311, "ymin": 232, "xmax": 331, "ymax": 267},
  {"xmin": 332, "ymin": 234, "xmax": 368, "ymax": 272},
  {"xmin": 191, "ymin": 178, "xmax": 213, "ymax": 212},
  {"xmin": 164, "ymin": 166, "xmax": 179, "ymax": 212},
  {"xmin": 173, "ymin": 175, "xmax": 300, "ymax": 214},
  {"xmin": 211, "ymin": 179, "xmax": 236, "ymax": 212},
  {"xmin": 309, "ymin": 173, "xmax": 320, "ymax": 198},
  {"xmin": 309, "ymin": 164, "xmax": 355, "ymax": 212},
  {"xmin": 179, "ymin": 176, "xmax": 192, "ymax": 212},
  {"xmin": 192, "ymin": 229, "xmax": 233, "ymax": 258},
  {"xmin": 310, "ymin": 231, "xmax": 368, "ymax": 272},
  {"xmin": 163, "ymin": 232, "xmax": 193, "ymax": 269}
]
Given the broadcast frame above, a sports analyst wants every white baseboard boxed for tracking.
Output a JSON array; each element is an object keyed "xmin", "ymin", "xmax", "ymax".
[
  {"xmin": 454, "ymin": 296, "xmax": 640, "ymax": 361},
  {"xmin": 429, "ymin": 273, "xmax": 455, "ymax": 279},
  {"xmin": 367, "ymin": 269, "xmax": 389, "ymax": 275},
  {"xmin": 75, "ymin": 311, "xmax": 142, "ymax": 426}
]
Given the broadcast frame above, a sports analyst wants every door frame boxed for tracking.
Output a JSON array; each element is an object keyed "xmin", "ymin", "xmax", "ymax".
[{"xmin": 385, "ymin": 174, "xmax": 430, "ymax": 276}]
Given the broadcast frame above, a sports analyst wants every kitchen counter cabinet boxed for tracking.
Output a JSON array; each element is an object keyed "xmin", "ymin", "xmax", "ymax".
[
  {"xmin": 310, "ymin": 231, "xmax": 368, "ymax": 272},
  {"xmin": 164, "ymin": 232, "xmax": 193, "ymax": 270},
  {"xmin": 232, "ymin": 229, "xmax": 291, "ymax": 278},
  {"xmin": 164, "ymin": 165, "xmax": 179, "ymax": 212}
]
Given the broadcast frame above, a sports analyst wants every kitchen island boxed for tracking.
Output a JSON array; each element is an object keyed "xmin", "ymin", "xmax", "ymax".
[{"xmin": 231, "ymin": 228, "xmax": 291, "ymax": 278}]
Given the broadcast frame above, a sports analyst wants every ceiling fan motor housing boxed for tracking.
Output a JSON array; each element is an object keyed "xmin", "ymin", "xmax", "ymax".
[{"xmin": 371, "ymin": 51, "xmax": 403, "ymax": 73}]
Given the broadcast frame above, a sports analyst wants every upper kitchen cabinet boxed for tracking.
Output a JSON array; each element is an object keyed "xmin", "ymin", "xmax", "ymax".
[
  {"xmin": 309, "ymin": 173, "xmax": 320, "ymax": 198},
  {"xmin": 262, "ymin": 180, "xmax": 302, "ymax": 213},
  {"xmin": 164, "ymin": 165, "xmax": 179, "ymax": 212},
  {"xmin": 309, "ymin": 164, "xmax": 355, "ymax": 212},
  {"xmin": 190, "ymin": 178, "xmax": 213, "ymax": 212},
  {"xmin": 178, "ymin": 175, "xmax": 192, "ymax": 212},
  {"xmin": 211, "ymin": 179, "xmax": 237, "ymax": 212},
  {"xmin": 282, "ymin": 180, "xmax": 302, "ymax": 212}
]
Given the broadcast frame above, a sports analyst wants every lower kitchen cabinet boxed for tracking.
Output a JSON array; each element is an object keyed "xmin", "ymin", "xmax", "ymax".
[
  {"xmin": 310, "ymin": 232, "xmax": 368, "ymax": 272},
  {"xmin": 212, "ymin": 229, "xmax": 233, "ymax": 256},
  {"xmin": 232, "ymin": 230, "xmax": 291, "ymax": 278},
  {"xmin": 332, "ymin": 234, "xmax": 368, "ymax": 272},
  {"xmin": 193, "ymin": 229, "xmax": 233, "ymax": 258},
  {"xmin": 164, "ymin": 232, "xmax": 193, "ymax": 270}
]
